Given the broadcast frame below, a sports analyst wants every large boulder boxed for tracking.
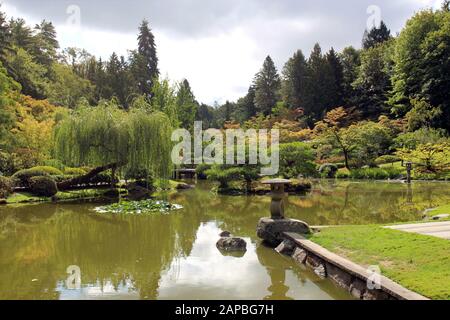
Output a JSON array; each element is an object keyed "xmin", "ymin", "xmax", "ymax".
[
  {"xmin": 257, "ymin": 218, "xmax": 311, "ymax": 247},
  {"xmin": 216, "ymin": 237, "xmax": 247, "ymax": 252}
]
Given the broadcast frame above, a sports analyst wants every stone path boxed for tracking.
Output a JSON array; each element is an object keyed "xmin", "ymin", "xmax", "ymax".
[{"xmin": 385, "ymin": 221, "xmax": 450, "ymax": 240}]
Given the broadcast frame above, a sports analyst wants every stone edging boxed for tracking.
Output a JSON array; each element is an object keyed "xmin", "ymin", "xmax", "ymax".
[{"xmin": 281, "ymin": 232, "xmax": 429, "ymax": 300}]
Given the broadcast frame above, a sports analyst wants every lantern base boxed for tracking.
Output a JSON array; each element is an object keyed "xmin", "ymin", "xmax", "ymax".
[{"xmin": 257, "ymin": 217, "xmax": 311, "ymax": 247}]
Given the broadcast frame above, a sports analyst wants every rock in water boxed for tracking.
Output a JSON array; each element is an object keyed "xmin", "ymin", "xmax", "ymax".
[
  {"xmin": 216, "ymin": 237, "xmax": 247, "ymax": 252},
  {"xmin": 219, "ymin": 231, "xmax": 232, "ymax": 238},
  {"xmin": 257, "ymin": 218, "xmax": 311, "ymax": 247}
]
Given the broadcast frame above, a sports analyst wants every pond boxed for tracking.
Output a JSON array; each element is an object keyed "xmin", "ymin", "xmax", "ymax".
[{"xmin": 0, "ymin": 180, "xmax": 449, "ymax": 300}]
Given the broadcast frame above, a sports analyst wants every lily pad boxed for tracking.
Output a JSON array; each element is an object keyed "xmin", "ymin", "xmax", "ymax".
[{"xmin": 94, "ymin": 199, "xmax": 182, "ymax": 215}]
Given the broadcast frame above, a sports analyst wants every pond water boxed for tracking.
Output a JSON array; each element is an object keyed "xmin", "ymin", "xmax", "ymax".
[{"xmin": 0, "ymin": 180, "xmax": 449, "ymax": 300}]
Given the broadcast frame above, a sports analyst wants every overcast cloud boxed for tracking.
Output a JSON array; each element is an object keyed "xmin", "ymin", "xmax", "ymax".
[{"xmin": 1, "ymin": 0, "xmax": 443, "ymax": 104}]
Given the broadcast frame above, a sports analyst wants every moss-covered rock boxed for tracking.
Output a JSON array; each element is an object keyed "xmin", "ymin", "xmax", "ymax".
[{"xmin": 29, "ymin": 176, "xmax": 58, "ymax": 197}]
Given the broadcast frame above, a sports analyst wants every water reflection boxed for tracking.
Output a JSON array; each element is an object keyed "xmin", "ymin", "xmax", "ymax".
[{"xmin": 0, "ymin": 180, "xmax": 449, "ymax": 300}]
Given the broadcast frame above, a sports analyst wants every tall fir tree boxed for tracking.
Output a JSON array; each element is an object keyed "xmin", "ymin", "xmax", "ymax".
[
  {"xmin": 281, "ymin": 50, "xmax": 308, "ymax": 110},
  {"xmin": 0, "ymin": 7, "xmax": 12, "ymax": 68},
  {"xmin": 9, "ymin": 18, "xmax": 35, "ymax": 52},
  {"xmin": 132, "ymin": 19, "xmax": 159, "ymax": 98},
  {"xmin": 362, "ymin": 20, "xmax": 391, "ymax": 49},
  {"xmin": 303, "ymin": 43, "xmax": 336, "ymax": 126},
  {"xmin": 253, "ymin": 55, "xmax": 280, "ymax": 116},
  {"xmin": 326, "ymin": 48, "xmax": 345, "ymax": 107},
  {"xmin": 176, "ymin": 79, "xmax": 198, "ymax": 130},
  {"xmin": 34, "ymin": 20, "xmax": 59, "ymax": 68},
  {"xmin": 339, "ymin": 46, "xmax": 361, "ymax": 106}
]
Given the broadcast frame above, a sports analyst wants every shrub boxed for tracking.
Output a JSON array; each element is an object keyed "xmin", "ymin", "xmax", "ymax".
[
  {"xmin": 29, "ymin": 166, "xmax": 63, "ymax": 176},
  {"xmin": 42, "ymin": 159, "xmax": 66, "ymax": 171},
  {"xmin": 279, "ymin": 142, "xmax": 316, "ymax": 179},
  {"xmin": 29, "ymin": 176, "xmax": 58, "ymax": 197},
  {"xmin": 12, "ymin": 169, "xmax": 49, "ymax": 187},
  {"xmin": 349, "ymin": 167, "xmax": 404, "ymax": 180},
  {"xmin": 0, "ymin": 176, "xmax": 14, "ymax": 198},
  {"xmin": 64, "ymin": 167, "xmax": 87, "ymax": 176},
  {"xmin": 318, "ymin": 163, "xmax": 338, "ymax": 178},
  {"xmin": 375, "ymin": 155, "xmax": 401, "ymax": 165},
  {"xmin": 336, "ymin": 168, "xmax": 350, "ymax": 179},
  {"xmin": 195, "ymin": 163, "xmax": 212, "ymax": 180},
  {"xmin": 205, "ymin": 166, "xmax": 242, "ymax": 189}
]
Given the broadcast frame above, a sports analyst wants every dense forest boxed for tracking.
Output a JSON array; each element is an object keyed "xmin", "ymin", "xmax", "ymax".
[{"xmin": 0, "ymin": 2, "xmax": 449, "ymax": 186}]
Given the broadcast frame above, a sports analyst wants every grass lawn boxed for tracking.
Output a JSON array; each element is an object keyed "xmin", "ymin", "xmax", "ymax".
[
  {"xmin": 430, "ymin": 204, "xmax": 450, "ymax": 215},
  {"xmin": 310, "ymin": 225, "xmax": 450, "ymax": 300}
]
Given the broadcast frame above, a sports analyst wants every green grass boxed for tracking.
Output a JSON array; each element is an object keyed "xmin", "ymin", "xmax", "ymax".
[
  {"xmin": 6, "ymin": 192, "xmax": 48, "ymax": 204},
  {"xmin": 310, "ymin": 225, "xmax": 450, "ymax": 300},
  {"xmin": 5, "ymin": 189, "xmax": 118, "ymax": 204},
  {"xmin": 430, "ymin": 204, "xmax": 450, "ymax": 215}
]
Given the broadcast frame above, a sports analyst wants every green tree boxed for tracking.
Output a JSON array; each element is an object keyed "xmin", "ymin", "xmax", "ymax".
[
  {"xmin": 339, "ymin": 46, "xmax": 361, "ymax": 106},
  {"xmin": 6, "ymin": 46, "xmax": 48, "ymax": 98},
  {"xmin": 54, "ymin": 101, "xmax": 173, "ymax": 189},
  {"xmin": 362, "ymin": 20, "xmax": 391, "ymax": 49},
  {"xmin": 46, "ymin": 63, "xmax": 94, "ymax": 108},
  {"xmin": 353, "ymin": 41, "xmax": 393, "ymax": 119},
  {"xmin": 390, "ymin": 8, "xmax": 450, "ymax": 131},
  {"xmin": 234, "ymin": 86, "xmax": 256, "ymax": 123},
  {"xmin": 9, "ymin": 18, "xmax": 35, "ymax": 52},
  {"xmin": 281, "ymin": 50, "xmax": 308, "ymax": 110},
  {"xmin": 254, "ymin": 55, "xmax": 280, "ymax": 116},
  {"xmin": 0, "ymin": 7, "xmax": 13, "ymax": 68},
  {"xmin": 176, "ymin": 79, "xmax": 198, "ymax": 130},
  {"xmin": 131, "ymin": 20, "xmax": 159, "ymax": 97},
  {"xmin": 0, "ymin": 63, "xmax": 17, "ymax": 151},
  {"xmin": 105, "ymin": 53, "xmax": 133, "ymax": 108},
  {"xmin": 303, "ymin": 43, "xmax": 336, "ymax": 126},
  {"xmin": 278, "ymin": 142, "xmax": 316, "ymax": 179},
  {"xmin": 34, "ymin": 20, "xmax": 59, "ymax": 69},
  {"xmin": 326, "ymin": 47, "xmax": 345, "ymax": 107}
]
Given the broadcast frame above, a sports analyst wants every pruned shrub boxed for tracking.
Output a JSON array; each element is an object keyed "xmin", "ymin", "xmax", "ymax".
[
  {"xmin": 375, "ymin": 155, "xmax": 401, "ymax": 165},
  {"xmin": 279, "ymin": 142, "xmax": 317, "ymax": 179},
  {"xmin": 0, "ymin": 176, "xmax": 14, "ymax": 198},
  {"xmin": 12, "ymin": 169, "xmax": 49, "ymax": 187},
  {"xmin": 29, "ymin": 166, "xmax": 63, "ymax": 176},
  {"xmin": 29, "ymin": 176, "xmax": 58, "ymax": 197},
  {"xmin": 318, "ymin": 163, "xmax": 338, "ymax": 178},
  {"xmin": 349, "ymin": 167, "xmax": 404, "ymax": 180},
  {"xmin": 64, "ymin": 167, "xmax": 87, "ymax": 176}
]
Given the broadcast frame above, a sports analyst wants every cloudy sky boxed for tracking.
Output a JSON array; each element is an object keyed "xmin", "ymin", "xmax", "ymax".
[{"xmin": 1, "ymin": 0, "xmax": 443, "ymax": 104}]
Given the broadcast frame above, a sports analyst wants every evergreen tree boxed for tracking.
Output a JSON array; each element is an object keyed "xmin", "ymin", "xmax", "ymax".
[
  {"xmin": 253, "ymin": 55, "xmax": 280, "ymax": 116},
  {"xmin": 339, "ymin": 46, "xmax": 361, "ymax": 106},
  {"xmin": 353, "ymin": 42, "xmax": 392, "ymax": 119},
  {"xmin": 303, "ymin": 43, "xmax": 336, "ymax": 125},
  {"xmin": 34, "ymin": 20, "xmax": 59, "ymax": 68},
  {"xmin": 106, "ymin": 53, "xmax": 132, "ymax": 107},
  {"xmin": 9, "ymin": 18, "xmax": 35, "ymax": 52},
  {"xmin": 176, "ymin": 79, "xmax": 198, "ymax": 130},
  {"xmin": 234, "ymin": 86, "xmax": 256, "ymax": 123},
  {"xmin": 326, "ymin": 48, "xmax": 345, "ymax": 107},
  {"xmin": 0, "ymin": 7, "xmax": 12, "ymax": 67},
  {"xmin": 132, "ymin": 20, "xmax": 159, "ymax": 97},
  {"xmin": 281, "ymin": 50, "xmax": 308, "ymax": 110},
  {"xmin": 362, "ymin": 21, "xmax": 391, "ymax": 49}
]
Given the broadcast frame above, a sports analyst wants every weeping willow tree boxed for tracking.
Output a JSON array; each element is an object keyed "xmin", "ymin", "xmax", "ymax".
[{"xmin": 54, "ymin": 101, "xmax": 173, "ymax": 190}]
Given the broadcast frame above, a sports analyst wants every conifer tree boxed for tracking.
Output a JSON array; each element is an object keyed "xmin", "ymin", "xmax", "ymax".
[
  {"xmin": 253, "ymin": 55, "xmax": 280, "ymax": 116},
  {"xmin": 362, "ymin": 21, "xmax": 391, "ymax": 49},
  {"xmin": 281, "ymin": 50, "xmax": 308, "ymax": 110},
  {"xmin": 132, "ymin": 19, "xmax": 159, "ymax": 98}
]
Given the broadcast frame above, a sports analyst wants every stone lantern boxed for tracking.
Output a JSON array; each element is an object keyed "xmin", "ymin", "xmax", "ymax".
[
  {"xmin": 257, "ymin": 179, "xmax": 311, "ymax": 247},
  {"xmin": 262, "ymin": 178, "xmax": 291, "ymax": 219}
]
